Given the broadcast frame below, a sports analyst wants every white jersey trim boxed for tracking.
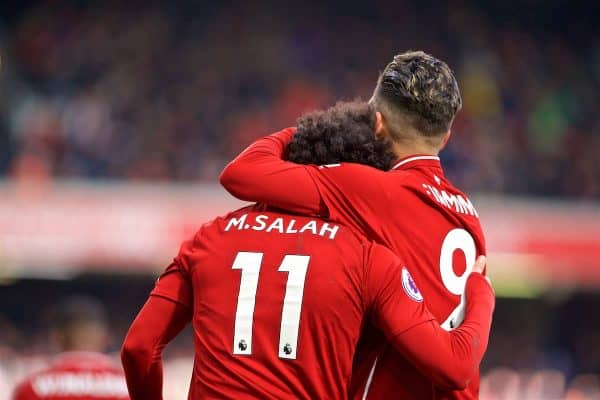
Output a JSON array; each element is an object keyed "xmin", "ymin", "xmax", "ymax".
[
  {"xmin": 391, "ymin": 156, "xmax": 440, "ymax": 170},
  {"xmin": 362, "ymin": 357, "xmax": 378, "ymax": 400}
]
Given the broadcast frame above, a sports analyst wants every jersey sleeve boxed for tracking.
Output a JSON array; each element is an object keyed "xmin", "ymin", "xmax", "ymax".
[
  {"xmin": 220, "ymin": 128, "xmax": 325, "ymax": 216},
  {"xmin": 389, "ymin": 273, "xmax": 495, "ymax": 390},
  {"xmin": 364, "ymin": 243, "xmax": 435, "ymax": 337},
  {"xmin": 121, "ymin": 295, "xmax": 192, "ymax": 400},
  {"xmin": 150, "ymin": 236, "xmax": 197, "ymax": 308}
]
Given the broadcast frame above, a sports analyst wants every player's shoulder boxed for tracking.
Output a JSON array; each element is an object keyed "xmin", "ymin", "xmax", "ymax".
[
  {"xmin": 392, "ymin": 166, "xmax": 483, "ymax": 220},
  {"xmin": 359, "ymin": 242, "xmax": 403, "ymax": 288},
  {"xmin": 186, "ymin": 205, "xmax": 260, "ymax": 241},
  {"xmin": 13, "ymin": 368, "xmax": 53, "ymax": 400},
  {"xmin": 12, "ymin": 363, "xmax": 62, "ymax": 400},
  {"xmin": 363, "ymin": 241, "xmax": 403, "ymax": 269},
  {"xmin": 387, "ymin": 164, "xmax": 431, "ymax": 187},
  {"xmin": 12, "ymin": 377, "xmax": 36, "ymax": 400},
  {"xmin": 433, "ymin": 177, "xmax": 482, "ymax": 220},
  {"xmin": 211, "ymin": 205, "xmax": 260, "ymax": 226},
  {"xmin": 363, "ymin": 242, "xmax": 426, "ymax": 301},
  {"xmin": 14, "ymin": 362, "xmax": 56, "ymax": 385}
]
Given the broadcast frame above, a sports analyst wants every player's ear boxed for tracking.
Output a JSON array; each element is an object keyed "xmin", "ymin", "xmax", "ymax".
[
  {"xmin": 440, "ymin": 130, "xmax": 452, "ymax": 150},
  {"xmin": 374, "ymin": 111, "xmax": 387, "ymax": 140}
]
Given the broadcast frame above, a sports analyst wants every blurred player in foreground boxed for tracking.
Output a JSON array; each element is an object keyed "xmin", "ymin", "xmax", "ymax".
[
  {"xmin": 13, "ymin": 296, "xmax": 129, "ymax": 400},
  {"xmin": 221, "ymin": 51, "xmax": 486, "ymax": 399},
  {"xmin": 121, "ymin": 106, "xmax": 495, "ymax": 399}
]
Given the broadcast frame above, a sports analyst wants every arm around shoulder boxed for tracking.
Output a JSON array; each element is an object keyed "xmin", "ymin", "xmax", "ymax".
[
  {"xmin": 390, "ymin": 272, "xmax": 494, "ymax": 390},
  {"xmin": 220, "ymin": 128, "xmax": 323, "ymax": 215},
  {"xmin": 370, "ymin": 252, "xmax": 494, "ymax": 391}
]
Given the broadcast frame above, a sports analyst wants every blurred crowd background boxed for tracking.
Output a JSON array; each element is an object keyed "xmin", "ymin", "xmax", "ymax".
[
  {"xmin": 1, "ymin": 0, "xmax": 598, "ymax": 198},
  {"xmin": 0, "ymin": 0, "xmax": 599, "ymax": 399}
]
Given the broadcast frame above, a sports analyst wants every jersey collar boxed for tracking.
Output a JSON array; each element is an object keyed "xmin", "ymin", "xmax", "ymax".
[{"xmin": 391, "ymin": 155, "xmax": 442, "ymax": 171}]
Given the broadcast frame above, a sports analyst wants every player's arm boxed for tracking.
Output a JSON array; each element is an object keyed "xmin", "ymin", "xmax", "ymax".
[
  {"xmin": 219, "ymin": 128, "xmax": 325, "ymax": 216},
  {"xmin": 390, "ymin": 271, "xmax": 493, "ymax": 390},
  {"xmin": 121, "ymin": 255, "xmax": 193, "ymax": 400},
  {"xmin": 220, "ymin": 127, "xmax": 389, "ymax": 227},
  {"xmin": 368, "ymin": 248, "xmax": 494, "ymax": 390}
]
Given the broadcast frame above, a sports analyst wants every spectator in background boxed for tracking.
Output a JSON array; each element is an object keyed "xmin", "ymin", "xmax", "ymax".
[
  {"xmin": 12, "ymin": 296, "xmax": 129, "ymax": 400},
  {"xmin": 1, "ymin": 1, "xmax": 597, "ymax": 199}
]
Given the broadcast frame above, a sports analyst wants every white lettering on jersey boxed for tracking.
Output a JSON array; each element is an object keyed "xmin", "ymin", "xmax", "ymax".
[
  {"xmin": 32, "ymin": 373, "xmax": 128, "ymax": 397},
  {"xmin": 223, "ymin": 214, "xmax": 339, "ymax": 240},
  {"xmin": 286, "ymin": 220, "xmax": 299, "ymax": 233},
  {"xmin": 224, "ymin": 214, "xmax": 248, "ymax": 231},
  {"xmin": 299, "ymin": 220, "xmax": 318, "ymax": 235},
  {"xmin": 266, "ymin": 218, "xmax": 285, "ymax": 233},
  {"xmin": 252, "ymin": 215, "xmax": 269, "ymax": 230},
  {"xmin": 422, "ymin": 184, "xmax": 479, "ymax": 217},
  {"xmin": 319, "ymin": 223, "xmax": 339, "ymax": 240}
]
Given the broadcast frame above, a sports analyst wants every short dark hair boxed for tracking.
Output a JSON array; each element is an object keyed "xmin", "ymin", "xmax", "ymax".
[
  {"xmin": 372, "ymin": 50, "xmax": 462, "ymax": 138},
  {"xmin": 286, "ymin": 101, "xmax": 396, "ymax": 170}
]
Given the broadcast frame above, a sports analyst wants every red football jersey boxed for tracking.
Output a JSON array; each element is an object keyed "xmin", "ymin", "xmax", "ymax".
[
  {"xmin": 13, "ymin": 352, "xmax": 129, "ymax": 400},
  {"xmin": 150, "ymin": 205, "xmax": 435, "ymax": 400},
  {"xmin": 221, "ymin": 128, "xmax": 488, "ymax": 399}
]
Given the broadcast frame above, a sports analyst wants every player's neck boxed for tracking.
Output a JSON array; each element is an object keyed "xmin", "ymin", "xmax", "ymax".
[{"xmin": 391, "ymin": 141, "xmax": 439, "ymax": 160}]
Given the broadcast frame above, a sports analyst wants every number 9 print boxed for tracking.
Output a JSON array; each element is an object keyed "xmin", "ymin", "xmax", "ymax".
[{"xmin": 439, "ymin": 229, "xmax": 477, "ymax": 331}]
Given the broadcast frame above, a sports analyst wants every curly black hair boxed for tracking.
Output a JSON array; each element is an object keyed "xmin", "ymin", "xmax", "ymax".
[{"xmin": 286, "ymin": 101, "xmax": 397, "ymax": 171}]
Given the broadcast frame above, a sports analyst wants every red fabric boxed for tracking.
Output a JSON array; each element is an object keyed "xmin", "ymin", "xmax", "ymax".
[
  {"xmin": 121, "ymin": 206, "xmax": 493, "ymax": 399},
  {"xmin": 220, "ymin": 129, "xmax": 489, "ymax": 399},
  {"xmin": 121, "ymin": 294, "xmax": 191, "ymax": 400},
  {"xmin": 220, "ymin": 127, "xmax": 325, "ymax": 216},
  {"xmin": 389, "ymin": 274, "xmax": 494, "ymax": 391},
  {"xmin": 13, "ymin": 353, "xmax": 129, "ymax": 400}
]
